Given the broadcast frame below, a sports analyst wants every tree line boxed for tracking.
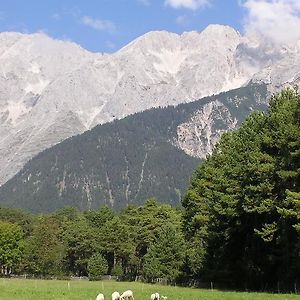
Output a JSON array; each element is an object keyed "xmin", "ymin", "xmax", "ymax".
[
  {"xmin": 0, "ymin": 199, "xmax": 185, "ymax": 282},
  {"xmin": 0, "ymin": 89, "xmax": 299, "ymax": 292}
]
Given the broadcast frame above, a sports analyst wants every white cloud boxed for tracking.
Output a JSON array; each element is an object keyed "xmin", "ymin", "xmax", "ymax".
[
  {"xmin": 242, "ymin": 0, "xmax": 300, "ymax": 45},
  {"xmin": 52, "ymin": 13, "xmax": 61, "ymax": 20},
  {"xmin": 165, "ymin": 0, "xmax": 211, "ymax": 10},
  {"xmin": 64, "ymin": 6, "xmax": 81, "ymax": 18},
  {"xmin": 81, "ymin": 16, "xmax": 116, "ymax": 33},
  {"xmin": 137, "ymin": 0, "xmax": 150, "ymax": 5},
  {"xmin": 176, "ymin": 15, "xmax": 188, "ymax": 25}
]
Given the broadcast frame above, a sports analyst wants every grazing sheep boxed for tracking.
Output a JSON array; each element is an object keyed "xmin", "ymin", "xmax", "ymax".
[
  {"xmin": 161, "ymin": 296, "xmax": 167, "ymax": 300},
  {"xmin": 112, "ymin": 291, "xmax": 120, "ymax": 300},
  {"xmin": 150, "ymin": 292, "xmax": 160, "ymax": 300},
  {"xmin": 120, "ymin": 290, "xmax": 134, "ymax": 300},
  {"xmin": 96, "ymin": 293, "xmax": 105, "ymax": 300}
]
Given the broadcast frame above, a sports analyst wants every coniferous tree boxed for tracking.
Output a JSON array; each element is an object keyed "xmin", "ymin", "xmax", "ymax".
[
  {"xmin": 87, "ymin": 253, "xmax": 108, "ymax": 280},
  {"xmin": 144, "ymin": 223, "xmax": 186, "ymax": 282}
]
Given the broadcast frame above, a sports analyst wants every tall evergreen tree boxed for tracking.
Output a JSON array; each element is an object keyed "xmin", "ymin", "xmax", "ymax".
[{"xmin": 144, "ymin": 223, "xmax": 186, "ymax": 282}]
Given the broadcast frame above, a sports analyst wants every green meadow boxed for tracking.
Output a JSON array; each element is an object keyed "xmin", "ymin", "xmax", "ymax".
[{"xmin": 0, "ymin": 279, "xmax": 298, "ymax": 300}]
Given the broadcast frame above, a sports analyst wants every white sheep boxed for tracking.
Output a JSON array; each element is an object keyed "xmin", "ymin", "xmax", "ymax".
[
  {"xmin": 150, "ymin": 292, "xmax": 160, "ymax": 300},
  {"xmin": 96, "ymin": 293, "xmax": 105, "ymax": 300},
  {"xmin": 120, "ymin": 290, "xmax": 134, "ymax": 300},
  {"xmin": 112, "ymin": 291, "xmax": 120, "ymax": 300},
  {"xmin": 161, "ymin": 296, "xmax": 167, "ymax": 300}
]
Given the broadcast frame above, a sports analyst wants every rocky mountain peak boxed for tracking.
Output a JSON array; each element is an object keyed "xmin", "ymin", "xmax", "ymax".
[{"xmin": 0, "ymin": 24, "xmax": 300, "ymax": 187}]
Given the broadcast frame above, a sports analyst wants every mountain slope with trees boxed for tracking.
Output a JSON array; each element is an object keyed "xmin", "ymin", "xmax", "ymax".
[
  {"xmin": 3, "ymin": 24, "xmax": 299, "ymax": 187},
  {"xmin": 0, "ymin": 89, "xmax": 299, "ymax": 292},
  {"xmin": 0, "ymin": 83, "xmax": 267, "ymax": 213}
]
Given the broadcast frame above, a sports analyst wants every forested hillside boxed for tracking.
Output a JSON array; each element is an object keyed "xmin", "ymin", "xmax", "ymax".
[
  {"xmin": 0, "ymin": 89, "xmax": 299, "ymax": 292},
  {"xmin": 0, "ymin": 83, "xmax": 267, "ymax": 213}
]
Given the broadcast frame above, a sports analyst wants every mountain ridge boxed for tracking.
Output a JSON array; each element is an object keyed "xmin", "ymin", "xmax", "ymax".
[
  {"xmin": 0, "ymin": 25, "xmax": 300, "ymax": 186},
  {"xmin": 0, "ymin": 82, "xmax": 268, "ymax": 213}
]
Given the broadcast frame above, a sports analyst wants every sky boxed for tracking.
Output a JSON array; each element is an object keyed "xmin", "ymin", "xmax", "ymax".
[{"xmin": 0, "ymin": 0, "xmax": 300, "ymax": 53}]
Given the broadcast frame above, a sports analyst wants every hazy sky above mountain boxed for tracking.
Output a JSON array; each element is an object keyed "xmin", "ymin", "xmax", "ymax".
[{"xmin": 0, "ymin": 0, "xmax": 300, "ymax": 52}]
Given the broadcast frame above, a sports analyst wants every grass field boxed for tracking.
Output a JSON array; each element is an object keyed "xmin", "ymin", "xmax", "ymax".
[{"xmin": 0, "ymin": 279, "xmax": 298, "ymax": 300}]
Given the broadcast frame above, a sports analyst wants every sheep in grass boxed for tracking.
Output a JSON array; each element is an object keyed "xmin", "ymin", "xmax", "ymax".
[
  {"xmin": 150, "ymin": 292, "xmax": 160, "ymax": 300},
  {"xmin": 96, "ymin": 293, "xmax": 105, "ymax": 300},
  {"xmin": 120, "ymin": 290, "xmax": 134, "ymax": 300},
  {"xmin": 161, "ymin": 296, "xmax": 167, "ymax": 300},
  {"xmin": 112, "ymin": 291, "xmax": 120, "ymax": 300}
]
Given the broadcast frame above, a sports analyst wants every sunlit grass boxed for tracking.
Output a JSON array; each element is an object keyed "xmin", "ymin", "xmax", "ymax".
[{"xmin": 0, "ymin": 278, "xmax": 298, "ymax": 300}]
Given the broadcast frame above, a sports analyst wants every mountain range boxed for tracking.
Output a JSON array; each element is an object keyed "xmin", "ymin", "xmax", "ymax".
[
  {"xmin": 0, "ymin": 24, "xmax": 300, "ymax": 211},
  {"xmin": 1, "ymin": 24, "xmax": 300, "ymax": 188},
  {"xmin": 0, "ymin": 82, "xmax": 268, "ymax": 212}
]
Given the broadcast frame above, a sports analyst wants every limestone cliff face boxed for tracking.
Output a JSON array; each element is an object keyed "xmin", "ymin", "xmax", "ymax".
[{"xmin": 177, "ymin": 100, "xmax": 237, "ymax": 158}]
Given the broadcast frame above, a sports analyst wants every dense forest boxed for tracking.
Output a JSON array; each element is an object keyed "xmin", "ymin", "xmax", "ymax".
[
  {"xmin": 0, "ymin": 89, "xmax": 299, "ymax": 292},
  {"xmin": 183, "ymin": 89, "xmax": 300, "ymax": 291},
  {"xmin": 0, "ymin": 200, "xmax": 184, "ymax": 282},
  {"xmin": 0, "ymin": 83, "xmax": 267, "ymax": 212}
]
